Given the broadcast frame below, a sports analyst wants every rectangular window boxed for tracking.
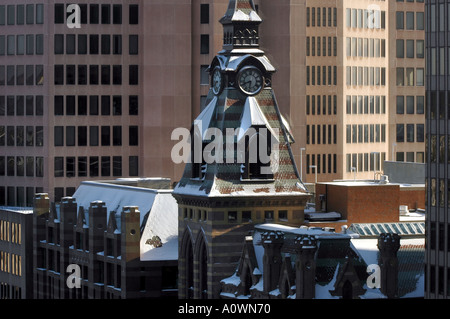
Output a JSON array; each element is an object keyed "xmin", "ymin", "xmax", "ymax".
[
  {"xmin": 54, "ymin": 157, "xmax": 64, "ymax": 177},
  {"xmin": 200, "ymin": 34, "xmax": 209, "ymax": 54},
  {"xmin": 89, "ymin": 126, "xmax": 98, "ymax": 146},
  {"xmin": 89, "ymin": 157, "xmax": 99, "ymax": 177},
  {"xmin": 129, "ymin": 65, "xmax": 138, "ymax": 85},
  {"xmin": 129, "ymin": 35, "xmax": 138, "ymax": 55},
  {"xmin": 129, "ymin": 156, "xmax": 138, "ymax": 176},
  {"xmin": 101, "ymin": 34, "xmax": 110, "ymax": 54},
  {"xmin": 113, "ymin": 4, "xmax": 122, "ymax": 24},
  {"xmin": 54, "ymin": 126, "xmax": 64, "ymax": 146},
  {"xmin": 129, "ymin": 5, "xmax": 139, "ymax": 25},
  {"xmin": 90, "ymin": 4, "xmax": 99, "ymax": 24},
  {"xmin": 78, "ymin": 126, "xmax": 87, "ymax": 146},
  {"xmin": 129, "ymin": 126, "xmax": 138, "ymax": 146},
  {"xmin": 101, "ymin": 126, "xmax": 110, "ymax": 146},
  {"xmin": 78, "ymin": 157, "xmax": 87, "ymax": 177},
  {"xmin": 78, "ymin": 35, "xmax": 87, "ymax": 54},
  {"xmin": 201, "ymin": 4, "xmax": 209, "ymax": 24}
]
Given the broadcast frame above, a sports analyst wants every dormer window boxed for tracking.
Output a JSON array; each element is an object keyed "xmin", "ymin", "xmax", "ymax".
[{"xmin": 241, "ymin": 126, "xmax": 274, "ymax": 180}]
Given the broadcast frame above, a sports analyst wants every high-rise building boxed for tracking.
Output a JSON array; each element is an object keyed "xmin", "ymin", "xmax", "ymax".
[
  {"xmin": 0, "ymin": 1, "xmax": 193, "ymax": 205},
  {"xmin": 306, "ymin": 0, "xmax": 425, "ymax": 182},
  {"xmin": 424, "ymin": 0, "xmax": 448, "ymax": 299},
  {"xmin": 0, "ymin": 0, "xmax": 426, "ymax": 205}
]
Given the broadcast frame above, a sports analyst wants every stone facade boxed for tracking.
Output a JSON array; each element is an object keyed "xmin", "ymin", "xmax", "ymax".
[{"xmin": 32, "ymin": 194, "xmax": 177, "ymax": 299}]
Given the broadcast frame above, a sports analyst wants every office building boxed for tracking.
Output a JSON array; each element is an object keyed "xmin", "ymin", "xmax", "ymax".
[{"xmin": 424, "ymin": 0, "xmax": 449, "ymax": 299}]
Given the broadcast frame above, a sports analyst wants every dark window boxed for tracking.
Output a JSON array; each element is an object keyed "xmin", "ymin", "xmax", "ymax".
[
  {"xmin": 200, "ymin": 34, "xmax": 209, "ymax": 54},
  {"xmin": 113, "ymin": 35, "xmax": 122, "ymax": 54},
  {"xmin": 66, "ymin": 126, "xmax": 75, "ymax": 146},
  {"xmin": 113, "ymin": 126, "xmax": 122, "ymax": 146},
  {"xmin": 129, "ymin": 35, "xmax": 138, "ymax": 55},
  {"xmin": 101, "ymin": 4, "xmax": 110, "ymax": 24},
  {"xmin": 26, "ymin": 65, "xmax": 33, "ymax": 85},
  {"xmin": 89, "ymin": 65, "xmax": 99, "ymax": 84},
  {"xmin": 78, "ymin": 65, "xmax": 87, "ymax": 85},
  {"xmin": 79, "ymin": 4, "xmax": 87, "ymax": 24},
  {"xmin": 101, "ymin": 126, "xmax": 110, "ymax": 146},
  {"xmin": 101, "ymin": 95, "xmax": 110, "ymax": 115},
  {"xmin": 66, "ymin": 157, "xmax": 75, "ymax": 177},
  {"xmin": 129, "ymin": 65, "xmax": 138, "ymax": 85},
  {"xmin": 66, "ymin": 34, "xmax": 75, "ymax": 54},
  {"xmin": 89, "ymin": 126, "xmax": 98, "ymax": 146},
  {"xmin": 101, "ymin": 65, "xmax": 110, "ymax": 84},
  {"xmin": 89, "ymin": 156, "xmax": 99, "ymax": 177},
  {"xmin": 200, "ymin": 4, "xmax": 209, "ymax": 24},
  {"xmin": 54, "ymin": 4, "xmax": 64, "ymax": 24},
  {"xmin": 78, "ymin": 157, "xmax": 87, "ymax": 177},
  {"xmin": 101, "ymin": 156, "xmax": 110, "ymax": 176},
  {"xmin": 36, "ymin": 96, "xmax": 43, "ymax": 115},
  {"xmin": 129, "ymin": 156, "xmax": 138, "ymax": 176},
  {"xmin": 113, "ymin": 65, "xmax": 122, "ymax": 85},
  {"xmin": 78, "ymin": 96, "xmax": 87, "ymax": 115},
  {"xmin": 26, "ymin": 126, "xmax": 34, "ymax": 146},
  {"xmin": 54, "ymin": 34, "xmax": 64, "ymax": 54},
  {"xmin": 78, "ymin": 34, "xmax": 87, "ymax": 54},
  {"xmin": 54, "ymin": 65, "xmax": 64, "ymax": 85},
  {"xmin": 66, "ymin": 65, "xmax": 75, "ymax": 85},
  {"xmin": 54, "ymin": 126, "xmax": 64, "ymax": 146},
  {"xmin": 89, "ymin": 34, "xmax": 99, "ymax": 54},
  {"xmin": 89, "ymin": 95, "xmax": 98, "ymax": 115},
  {"xmin": 55, "ymin": 157, "xmax": 64, "ymax": 177},
  {"xmin": 90, "ymin": 4, "xmax": 99, "ymax": 24},
  {"xmin": 26, "ymin": 96, "xmax": 33, "ymax": 115},
  {"xmin": 129, "ymin": 5, "xmax": 139, "ymax": 24},
  {"xmin": 129, "ymin": 95, "xmax": 138, "ymax": 115},
  {"xmin": 66, "ymin": 96, "xmax": 75, "ymax": 115},
  {"xmin": 113, "ymin": 156, "xmax": 122, "ymax": 176},
  {"xmin": 36, "ymin": 126, "xmax": 43, "ymax": 146},
  {"xmin": 113, "ymin": 5, "xmax": 122, "ymax": 24},
  {"xmin": 113, "ymin": 96, "xmax": 122, "ymax": 115},
  {"xmin": 78, "ymin": 126, "xmax": 87, "ymax": 146},
  {"xmin": 101, "ymin": 34, "xmax": 110, "ymax": 54},
  {"xmin": 54, "ymin": 96, "xmax": 64, "ymax": 115},
  {"xmin": 129, "ymin": 126, "xmax": 138, "ymax": 146}
]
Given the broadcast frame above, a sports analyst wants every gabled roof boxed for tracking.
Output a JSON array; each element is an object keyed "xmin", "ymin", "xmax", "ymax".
[{"xmin": 72, "ymin": 181, "xmax": 178, "ymax": 262}]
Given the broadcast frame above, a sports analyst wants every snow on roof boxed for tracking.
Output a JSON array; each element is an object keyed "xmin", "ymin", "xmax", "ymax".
[
  {"xmin": 72, "ymin": 181, "xmax": 178, "ymax": 262},
  {"xmin": 140, "ymin": 192, "xmax": 179, "ymax": 261},
  {"xmin": 0, "ymin": 207, "xmax": 33, "ymax": 214},
  {"xmin": 194, "ymin": 96, "xmax": 218, "ymax": 139},
  {"xmin": 237, "ymin": 97, "xmax": 279, "ymax": 143}
]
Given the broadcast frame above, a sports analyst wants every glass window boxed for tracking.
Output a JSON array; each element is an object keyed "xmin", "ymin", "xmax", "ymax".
[
  {"xmin": 201, "ymin": 4, "xmax": 209, "ymax": 24},
  {"xmin": 54, "ymin": 65, "xmax": 64, "ymax": 85},
  {"xmin": 101, "ymin": 65, "xmax": 110, "ymax": 84},
  {"xmin": 129, "ymin": 5, "xmax": 139, "ymax": 24},
  {"xmin": 113, "ymin": 5, "xmax": 122, "ymax": 24},
  {"xmin": 78, "ymin": 35, "xmax": 87, "ymax": 54},
  {"xmin": 129, "ymin": 96, "xmax": 138, "ymax": 115},
  {"xmin": 101, "ymin": 34, "xmax": 110, "ymax": 54},
  {"xmin": 129, "ymin": 126, "xmax": 138, "ymax": 146},
  {"xmin": 113, "ymin": 65, "xmax": 122, "ymax": 85},
  {"xmin": 16, "ymin": 35, "xmax": 24, "ymax": 55},
  {"xmin": 406, "ymin": 12, "xmax": 414, "ymax": 30},
  {"xmin": 101, "ymin": 4, "xmax": 110, "ymax": 24},
  {"xmin": 66, "ymin": 96, "xmax": 75, "ymax": 115},
  {"xmin": 129, "ymin": 65, "xmax": 138, "ymax": 85},
  {"xmin": 200, "ymin": 34, "xmax": 209, "ymax": 54},
  {"xmin": 406, "ymin": 40, "xmax": 414, "ymax": 58},
  {"xmin": 113, "ymin": 35, "xmax": 122, "ymax": 54},
  {"xmin": 396, "ymin": 39, "xmax": 404, "ymax": 58},
  {"xmin": 54, "ymin": 4, "xmax": 64, "ymax": 24},
  {"xmin": 89, "ymin": 126, "xmax": 98, "ymax": 146},
  {"xmin": 26, "ymin": 34, "xmax": 34, "ymax": 55},
  {"xmin": 36, "ymin": 4, "xmax": 44, "ymax": 24},
  {"xmin": 0, "ymin": 6, "xmax": 5, "ymax": 25},
  {"xmin": 129, "ymin": 156, "xmax": 138, "ymax": 176},
  {"xmin": 129, "ymin": 35, "xmax": 138, "ymax": 55},
  {"xmin": 101, "ymin": 95, "xmax": 110, "ymax": 115},
  {"xmin": 55, "ymin": 157, "xmax": 64, "ymax": 177},
  {"xmin": 101, "ymin": 126, "xmax": 110, "ymax": 146},
  {"xmin": 54, "ymin": 126, "xmax": 64, "ymax": 146},
  {"xmin": 90, "ymin": 4, "xmax": 99, "ymax": 24},
  {"xmin": 90, "ymin": 34, "xmax": 99, "ymax": 54},
  {"xmin": 396, "ymin": 11, "xmax": 404, "ymax": 29}
]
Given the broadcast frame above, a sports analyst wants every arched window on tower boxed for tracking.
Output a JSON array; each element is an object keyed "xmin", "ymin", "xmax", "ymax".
[{"xmin": 241, "ymin": 126, "xmax": 274, "ymax": 180}]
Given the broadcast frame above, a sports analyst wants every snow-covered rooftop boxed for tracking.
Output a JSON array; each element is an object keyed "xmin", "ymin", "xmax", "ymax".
[{"xmin": 72, "ymin": 181, "xmax": 178, "ymax": 262}]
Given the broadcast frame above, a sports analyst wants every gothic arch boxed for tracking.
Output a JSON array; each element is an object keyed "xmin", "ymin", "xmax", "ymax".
[
  {"xmin": 195, "ymin": 231, "xmax": 209, "ymax": 299},
  {"xmin": 180, "ymin": 229, "xmax": 194, "ymax": 299}
]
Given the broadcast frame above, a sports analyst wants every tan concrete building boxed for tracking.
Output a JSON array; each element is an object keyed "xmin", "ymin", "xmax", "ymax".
[
  {"xmin": 306, "ymin": 0, "xmax": 425, "ymax": 183},
  {"xmin": 0, "ymin": 0, "xmax": 425, "ymax": 204}
]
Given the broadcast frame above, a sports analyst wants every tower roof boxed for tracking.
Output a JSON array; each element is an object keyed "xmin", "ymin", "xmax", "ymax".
[{"xmin": 220, "ymin": 0, "xmax": 262, "ymax": 25}]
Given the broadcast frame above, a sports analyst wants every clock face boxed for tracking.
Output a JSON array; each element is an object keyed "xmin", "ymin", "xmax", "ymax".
[
  {"xmin": 238, "ymin": 67, "xmax": 264, "ymax": 96},
  {"xmin": 212, "ymin": 67, "xmax": 223, "ymax": 95}
]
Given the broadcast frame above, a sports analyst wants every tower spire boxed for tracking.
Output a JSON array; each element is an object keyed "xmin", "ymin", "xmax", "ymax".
[{"xmin": 220, "ymin": 0, "xmax": 262, "ymax": 52}]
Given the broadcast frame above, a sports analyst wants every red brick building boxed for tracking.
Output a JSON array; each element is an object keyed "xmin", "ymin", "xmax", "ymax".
[{"xmin": 310, "ymin": 180, "xmax": 425, "ymax": 229}]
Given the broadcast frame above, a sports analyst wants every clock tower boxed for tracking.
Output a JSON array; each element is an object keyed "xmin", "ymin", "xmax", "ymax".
[{"xmin": 173, "ymin": 0, "xmax": 311, "ymax": 299}]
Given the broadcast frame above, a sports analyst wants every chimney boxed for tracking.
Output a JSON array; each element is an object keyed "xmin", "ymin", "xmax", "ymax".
[
  {"xmin": 377, "ymin": 233, "xmax": 401, "ymax": 298},
  {"xmin": 294, "ymin": 234, "xmax": 318, "ymax": 299},
  {"xmin": 261, "ymin": 231, "xmax": 284, "ymax": 293}
]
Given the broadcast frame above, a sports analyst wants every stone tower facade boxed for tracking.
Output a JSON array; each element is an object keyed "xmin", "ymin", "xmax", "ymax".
[{"xmin": 173, "ymin": 0, "xmax": 311, "ymax": 299}]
